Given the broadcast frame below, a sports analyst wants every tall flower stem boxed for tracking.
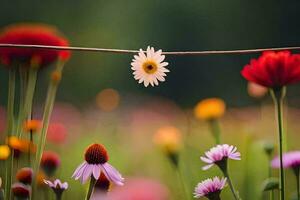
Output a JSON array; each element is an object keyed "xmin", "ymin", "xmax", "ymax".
[
  {"xmin": 55, "ymin": 193, "xmax": 62, "ymax": 200},
  {"xmin": 218, "ymin": 160, "xmax": 240, "ymax": 200},
  {"xmin": 293, "ymin": 168, "xmax": 300, "ymax": 200},
  {"xmin": 175, "ymin": 166, "xmax": 191, "ymax": 200},
  {"xmin": 268, "ymin": 155, "xmax": 274, "ymax": 200},
  {"xmin": 28, "ymin": 131, "xmax": 33, "ymax": 167},
  {"xmin": 32, "ymin": 61, "xmax": 65, "ymax": 200},
  {"xmin": 222, "ymin": 170, "xmax": 240, "ymax": 200},
  {"xmin": 271, "ymin": 87, "xmax": 286, "ymax": 200},
  {"xmin": 4, "ymin": 69, "xmax": 16, "ymax": 200},
  {"xmin": 16, "ymin": 66, "xmax": 38, "ymax": 138},
  {"xmin": 85, "ymin": 177, "xmax": 96, "ymax": 200},
  {"xmin": 209, "ymin": 119, "xmax": 221, "ymax": 144}
]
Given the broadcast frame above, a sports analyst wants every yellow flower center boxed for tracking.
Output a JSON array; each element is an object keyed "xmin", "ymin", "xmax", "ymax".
[{"xmin": 142, "ymin": 60, "xmax": 158, "ymax": 74}]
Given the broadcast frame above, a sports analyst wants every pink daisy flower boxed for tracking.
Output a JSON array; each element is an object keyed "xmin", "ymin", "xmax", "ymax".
[
  {"xmin": 271, "ymin": 151, "xmax": 300, "ymax": 169},
  {"xmin": 201, "ymin": 144, "xmax": 241, "ymax": 170},
  {"xmin": 72, "ymin": 143, "xmax": 124, "ymax": 185},
  {"xmin": 194, "ymin": 177, "xmax": 227, "ymax": 199}
]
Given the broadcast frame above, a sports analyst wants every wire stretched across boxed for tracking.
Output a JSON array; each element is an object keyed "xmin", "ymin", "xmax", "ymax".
[{"xmin": 0, "ymin": 43, "xmax": 300, "ymax": 55}]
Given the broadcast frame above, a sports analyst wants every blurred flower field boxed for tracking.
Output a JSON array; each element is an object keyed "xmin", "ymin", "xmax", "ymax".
[{"xmin": 0, "ymin": 21, "xmax": 300, "ymax": 200}]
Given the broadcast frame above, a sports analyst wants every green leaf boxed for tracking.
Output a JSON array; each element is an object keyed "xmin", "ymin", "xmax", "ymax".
[{"xmin": 261, "ymin": 177, "xmax": 279, "ymax": 191}]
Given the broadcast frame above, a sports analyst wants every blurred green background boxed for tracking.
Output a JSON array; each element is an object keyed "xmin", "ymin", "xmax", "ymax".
[{"xmin": 1, "ymin": 0, "xmax": 300, "ymax": 107}]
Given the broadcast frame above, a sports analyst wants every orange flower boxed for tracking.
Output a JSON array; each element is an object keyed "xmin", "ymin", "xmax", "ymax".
[
  {"xmin": 36, "ymin": 171, "xmax": 48, "ymax": 187},
  {"xmin": 16, "ymin": 167, "xmax": 33, "ymax": 184},
  {"xmin": 7, "ymin": 136, "xmax": 36, "ymax": 154},
  {"xmin": 153, "ymin": 126, "xmax": 182, "ymax": 154},
  {"xmin": 23, "ymin": 119, "xmax": 41, "ymax": 133},
  {"xmin": 194, "ymin": 98, "xmax": 226, "ymax": 120}
]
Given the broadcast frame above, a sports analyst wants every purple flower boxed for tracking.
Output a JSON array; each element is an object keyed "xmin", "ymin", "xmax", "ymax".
[
  {"xmin": 201, "ymin": 144, "xmax": 241, "ymax": 170},
  {"xmin": 72, "ymin": 143, "xmax": 124, "ymax": 185},
  {"xmin": 44, "ymin": 179, "xmax": 68, "ymax": 199},
  {"xmin": 194, "ymin": 177, "xmax": 227, "ymax": 199},
  {"xmin": 271, "ymin": 151, "xmax": 300, "ymax": 169},
  {"xmin": 44, "ymin": 179, "xmax": 68, "ymax": 190}
]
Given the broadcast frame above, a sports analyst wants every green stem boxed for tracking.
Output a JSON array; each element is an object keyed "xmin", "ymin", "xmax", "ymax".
[
  {"xmin": 223, "ymin": 169, "xmax": 240, "ymax": 200},
  {"xmin": 175, "ymin": 167, "xmax": 191, "ymax": 200},
  {"xmin": 267, "ymin": 155, "xmax": 274, "ymax": 200},
  {"xmin": 271, "ymin": 88, "xmax": 285, "ymax": 200},
  {"xmin": 85, "ymin": 177, "xmax": 96, "ymax": 200},
  {"xmin": 295, "ymin": 168, "xmax": 300, "ymax": 200},
  {"xmin": 16, "ymin": 67, "xmax": 38, "ymax": 138},
  {"xmin": 209, "ymin": 119, "xmax": 221, "ymax": 144},
  {"xmin": 28, "ymin": 131, "xmax": 33, "ymax": 167},
  {"xmin": 4, "ymin": 69, "xmax": 16, "ymax": 200},
  {"xmin": 55, "ymin": 193, "xmax": 62, "ymax": 200},
  {"xmin": 31, "ymin": 62, "xmax": 65, "ymax": 200}
]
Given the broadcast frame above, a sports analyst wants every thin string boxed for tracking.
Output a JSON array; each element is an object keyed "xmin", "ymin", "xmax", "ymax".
[{"xmin": 0, "ymin": 43, "xmax": 300, "ymax": 55}]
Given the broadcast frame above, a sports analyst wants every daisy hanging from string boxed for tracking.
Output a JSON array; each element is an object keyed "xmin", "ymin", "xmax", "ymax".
[{"xmin": 131, "ymin": 46, "xmax": 169, "ymax": 87}]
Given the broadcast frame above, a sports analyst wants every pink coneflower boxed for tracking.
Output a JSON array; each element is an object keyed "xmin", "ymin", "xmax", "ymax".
[
  {"xmin": 12, "ymin": 182, "xmax": 31, "ymax": 199},
  {"xmin": 72, "ymin": 143, "xmax": 124, "ymax": 185},
  {"xmin": 194, "ymin": 177, "xmax": 227, "ymax": 200},
  {"xmin": 44, "ymin": 179, "xmax": 68, "ymax": 198},
  {"xmin": 271, "ymin": 151, "xmax": 300, "ymax": 170},
  {"xmin": 201, "ymin": 144, "xmax": 241, "ymax": 170}
]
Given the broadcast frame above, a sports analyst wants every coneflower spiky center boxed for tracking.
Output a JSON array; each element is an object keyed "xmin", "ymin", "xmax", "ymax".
[{"xmin": 84, "ymin": 144, "xmax": 109, "ymax": 164}]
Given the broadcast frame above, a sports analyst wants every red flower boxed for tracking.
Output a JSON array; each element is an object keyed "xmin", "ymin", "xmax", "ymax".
[
  {"xmin": 41, "ymin": 151, "xmax": 60, "ymax": 176},
  {"xmin": 241, "ymin": 51, "xmax": 300, "ymax": 88},
  {"xmin": 47, "ymin": 123, "xmax": 67, "ymax": 144},
  {"xmin": 0, "ymin": 23, "xmax": 71, "ymax": 67}
]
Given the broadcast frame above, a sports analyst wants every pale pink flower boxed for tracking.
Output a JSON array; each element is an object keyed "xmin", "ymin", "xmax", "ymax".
[
  {"xmin": 131, "ymin": 46, "xmax": 169, "ymax": 87},
  {"xmin": 201, "ymin": 144, "xmax": 241, "ymax": 170}
]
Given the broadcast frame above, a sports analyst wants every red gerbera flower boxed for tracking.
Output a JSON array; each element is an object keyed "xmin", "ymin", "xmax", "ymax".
[
  {"xmin": 0, "ymin": 23, "xmax": 71, "ymax": 67},
  {"xmin": 241, "ymin": 51, "xmax": 300, "ymax": 88}
]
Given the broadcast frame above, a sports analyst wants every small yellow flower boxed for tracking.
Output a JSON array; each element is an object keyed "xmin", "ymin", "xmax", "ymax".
[
  {"xmin": 153, "ymin": 126, "xmax": 182, "ymax": 154},
  {"xmin": 23, "ymin": 119, "xmax": 41, "ymax": 133},
  {"xmin": 194, "ymin": 98, "xmax": 226, "ymax": 120},
  {"xmin": 0, "ymin": 145, "xmax": 10, "ymax": 160}
]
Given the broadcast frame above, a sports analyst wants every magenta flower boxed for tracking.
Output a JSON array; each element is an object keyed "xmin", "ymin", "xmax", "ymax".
[
  {"xmin": 72, "ymin": 143, "xmax": 124, "ymax": 185},
  {"xmin": 201, "ymin": 144, "xmax": 241, "ymax": 170},
  {"xmin": 271, "ymin": 151, "xmax": 300, "ymax": 169},
  {"xmin": 194, "ymin": 177, "xmax": 227, "ymax": 199}
]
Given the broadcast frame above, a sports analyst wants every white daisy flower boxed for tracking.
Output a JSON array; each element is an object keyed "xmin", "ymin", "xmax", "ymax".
[{"xmin": 131, "ymin": 46, "xmax": 169, "ymax": 87}]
